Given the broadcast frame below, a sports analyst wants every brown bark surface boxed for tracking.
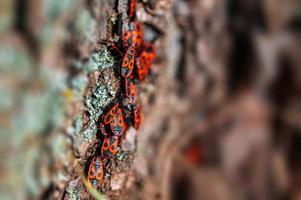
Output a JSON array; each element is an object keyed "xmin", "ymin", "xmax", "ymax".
[{"xmin": 1, "ymin": 0, "xmax": 301, "ymax": 200}]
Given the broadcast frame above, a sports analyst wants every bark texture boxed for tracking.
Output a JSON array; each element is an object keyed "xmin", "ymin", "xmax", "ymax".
[{"xmin": 1, "ymin": 0, "xmax": 301, "ymax": 200}]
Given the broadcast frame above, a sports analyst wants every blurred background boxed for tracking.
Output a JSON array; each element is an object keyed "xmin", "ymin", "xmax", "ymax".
[{"xmin": 0, "ymin": 0, "xmax": 301, "ymax": 199}]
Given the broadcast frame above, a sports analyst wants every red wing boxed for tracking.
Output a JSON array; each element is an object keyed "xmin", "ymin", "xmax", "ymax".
[
  {"xmin": 121, "ymin": 56, "xmax": 130, "ymax": 77},
  {"xmin": 128, "ymin": 55, "xmax": 135, "ymax": 71},
  {"xmin": 110, "ymin": 109, "xmax": 126, "ymax": 136},
  {"xmin": 88, "ymin": 157, "xmax": 104, "ymax": 187},
  {"xmin": 101, "ymin": 135, "xmax": 120, "ymax": 157},
  {"xmin": 88, "ymin": 163, "xmax": 97, "ymax": 180},
  {"xmin": 104, "ymin": 104, "xmax": 118, "ymax": 124},
  {"xmin": 94, "ymin": 162, "xmax": 103, "ymax": 181},
  {"xmin": 121, "ymin": 49, "xmax": 135, "ymax": 77},
  {"xmin": 109, "ymin": 136, "xmax": 119, "ymax": 155},
  {"xmin": 122, "ymin": 56, "xmax": 129, "ymax": 67},
  {"xmin": 110, "ymin": 144, "xmax": 118, "ymax": 155},
  {"xmin": 117, "ymin": 112, "xmax": 126, "ymax": 135},
  {"xmin": 101, "ymin": 138, "xmax": 110, "ymax": 154}
]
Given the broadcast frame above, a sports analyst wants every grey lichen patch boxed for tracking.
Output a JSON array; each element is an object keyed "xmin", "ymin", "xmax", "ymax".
[
  {"xmin": 0, "ymin": 88, "xmax": 14, "ymax": 112},
  {"xmin": 67, "ymin": 115, "xmax": 83, "ymax": 136},
  {"xmin": 85, "ymin": 88, "xmax": 104, "ymax": 117},
  {"xmin": 13, "ymin": 71, "xmax": 66, "ymax": 140},
  {"xmin": 43, "ymin": 0, "xmax": 78, "ymax": 23},
  {"xmin": 86, "ymin": 84, "xmax": 111, "ymax": 117},
  {"xmin": 39, "ymin": 0, "xmax": 79, "ymax": 46},
  {"xmin": 66, "ymin": 182, "xmax": 80, "ymax": 200},
  {"xmin": 69, "ymin": 47, "xmax": 116, "ymax": 139},
  {"xmin": 51, "ymin": 133, "xmax": 68, "ymax": 160},
  {"xmin": 70, "ymin": 74, "xmax": 88, "ymax": 101},
  {"xmin": 82, "ymin": 67, "xmax": 119, "ymax": 141},
  {"xmin": 74, "ymin": 116, "xmax": 83, "ymax": 134},
  {"xmin": 50, "ymin": 133, "xmax": 71, "ymax": 175},
  {"xmin": 86, "ymin": 68, "xmax": 119, "ymax": 115},
  {"xmin": 0, "ymin": 45, "xmax": 31, "ymax": 77},
  {"xmin": 82, "ymin": 120, "xmax": 97, "ymax": 140},
  {"xmin": 67, "ymin": 47, "xmax": 117, "ymax": 142},
  {"xmin": 1, "ymin": 64, "xmax": 70, "ymax": 198},
  {"xmin": 72, "ymin": 8, "xmax": 97, "ymax": 42},
  {"xmin": 71, "ymin": 74, "xmax": 88, "ymax": 92},
  {"xmin": 83, "ymin": 47, "xmax": 115, "ymax": 73}
]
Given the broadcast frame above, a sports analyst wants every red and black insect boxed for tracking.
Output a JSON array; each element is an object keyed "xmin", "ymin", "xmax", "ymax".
[
  {"xmin": 123, "ymin": 78, "xmax": 141, "ymax": 129},
  {"xmin": 103, "ymin": 103, "xmax": 118, "ymax": 124},
  {"xmin": 135, "ymin": 56, "xmax": 148, "ymax": 82},
  {"xmin": 101, "ymin": 135, "xmax": 119, "ymax": 157},
  {"xmin": 135, "ymin": 42, "xmax": 155, "ymax": 81},
  {"xmin": 121, "ymin": 47, "xmax": 135, "ymax": 78},
  {"xmin": 134, "ymin": 22, "xmax": 143, "ymax": 49},
  {"xmin": 87, "ymin": 157, "xmax": 104, "ymax": 189},
  {"xmin": 110, "ymin": 106, "xmax": 126, "ymax": 136},
  {"xmin": 121, "ymin": 22, "xmax": 143, "ymax": 78},
  {"xmin": 100, "ymin": 103, "xmax": 127, "ymax": 137},
  {"xmin": 120, "ymin": 22, "xmax": 144, "ymax": 101},
  {"xmin": 122, "ymin": 21, "xmax": 141, "ymax": 46},
  {"xmin": 88, "ymin": 0, "xmax": 158, "ymax": 190}
]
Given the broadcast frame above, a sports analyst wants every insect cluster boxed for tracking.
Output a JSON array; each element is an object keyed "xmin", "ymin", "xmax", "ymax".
[{"xmin": 86, "ymin": 0, "xmax": 156, "ymax": 191}]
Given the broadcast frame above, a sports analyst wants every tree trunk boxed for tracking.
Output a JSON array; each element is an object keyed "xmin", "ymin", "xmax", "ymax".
[{"xmin": 1, "ymin": 0, "xmax": 301, "ymax": 200}]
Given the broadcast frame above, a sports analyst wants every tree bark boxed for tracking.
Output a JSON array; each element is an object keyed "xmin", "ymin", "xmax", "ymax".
[{"xmin": 1, "ymin": 0, "xmax": 301, "ymax": 199}]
